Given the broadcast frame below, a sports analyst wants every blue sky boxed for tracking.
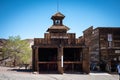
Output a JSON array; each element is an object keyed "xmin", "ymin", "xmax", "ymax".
[{"xmin": 0, "ymin": 0, "xmax": 120, "ymax": 39}]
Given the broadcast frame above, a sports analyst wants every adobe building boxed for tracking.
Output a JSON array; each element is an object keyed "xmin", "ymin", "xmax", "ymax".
[
  {"xmin": 32, "ymin": 12, "xmax": 90, "ymax": 74},
  {"xmin": 84, "ymin": 27, "xmax": 120, "ymax": 72}
]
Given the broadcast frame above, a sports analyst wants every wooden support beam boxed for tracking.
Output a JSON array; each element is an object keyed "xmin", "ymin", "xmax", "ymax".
[
  {"xmin": 82, "ymin": 47, "xmax": 90, "ymax": 74},
  {"xmin": 58, "ymin": 47, "xmax": 63, "ymax": 74}
]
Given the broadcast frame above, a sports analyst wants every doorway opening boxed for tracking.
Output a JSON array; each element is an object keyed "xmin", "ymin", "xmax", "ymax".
[
  {"xmin": 38, "ymin": 48, "xmax": 58, "ymax": 72},
  {"xmin": 63, "ymin": 48, "xmax": 83, "ymax": 72}
]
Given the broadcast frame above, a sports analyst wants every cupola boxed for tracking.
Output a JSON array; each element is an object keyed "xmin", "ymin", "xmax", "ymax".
[{"xmin": 47, "ymin": 12, "xmax": 70, "ymax": 33}]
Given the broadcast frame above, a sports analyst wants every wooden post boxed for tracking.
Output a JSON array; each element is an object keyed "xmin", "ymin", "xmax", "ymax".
[
  {"xmin": 36, "ymin": 47, "xmax": 39, "ymax": 73},
  {"xmin": 58, "ymin": 46, "xmax": 63, "ymax": 74},
  {"xmin": 32, "ymin": 47, "xmax": 35, "ymax": 71},
  {"xmin": 34, "ymin": 47, "xmax": 38, "ymax": 72},
  {"xmin": 82, "ymin": 47, "xmax": 90, "ymax": 74}
]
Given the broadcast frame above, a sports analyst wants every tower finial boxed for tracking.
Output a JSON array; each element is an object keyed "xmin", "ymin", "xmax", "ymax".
[{"xmin": 57, "ymin": 0, "xmax": 59, "ymax": 12}]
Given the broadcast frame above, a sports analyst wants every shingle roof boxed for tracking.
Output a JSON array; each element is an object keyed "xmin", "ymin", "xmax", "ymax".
[
  {"xmin": 47, "ymin": 25, "xmax": 70, "ymax": 32},
  {"xmin": 52, "ymin": 12, "xmax": 65, "ymax": 17}
]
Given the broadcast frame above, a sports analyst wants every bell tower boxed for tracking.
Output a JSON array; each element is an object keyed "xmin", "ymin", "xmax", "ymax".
[
  {"xmin": 51, "ymin": 12, "xmax": 64, "ymax": 26},
  {"xmin": 47, "ymin": 12, "xmax": 70, "ymax": 33}
]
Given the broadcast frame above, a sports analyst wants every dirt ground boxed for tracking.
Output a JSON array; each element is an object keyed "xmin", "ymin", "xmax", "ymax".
[{"xmin": 0, "ymin": 66, "xmax": 118, "ymax": 80}]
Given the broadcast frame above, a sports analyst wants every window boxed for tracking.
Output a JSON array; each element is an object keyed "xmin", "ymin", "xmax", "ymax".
[
  {"xmin": 115, "ymin": 50, "xmax": 120, "ymax": 53},
  {"xmin": 55, "ymin": 20, "xmax": 60, "ymax": 24}
]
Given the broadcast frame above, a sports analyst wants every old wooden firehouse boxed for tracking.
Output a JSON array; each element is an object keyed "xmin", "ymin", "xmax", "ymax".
[{"xmin": 32, "ymin": 12, "xmax": 89, "ymax": 74}]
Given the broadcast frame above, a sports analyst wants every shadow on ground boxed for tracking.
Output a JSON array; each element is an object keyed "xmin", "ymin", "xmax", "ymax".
[{"xmin": 8, "ymin": 68, "xmax": 32, "ymax": 73}]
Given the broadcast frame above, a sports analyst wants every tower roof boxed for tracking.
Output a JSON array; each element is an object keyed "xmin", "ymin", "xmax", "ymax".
[
  {"xmin": 47, "ymin": 25, "xmax": 70, "ymax": 32},
  {"xmin": 51, "ymin": 12, "xmax": 65, "ymax": 19}
]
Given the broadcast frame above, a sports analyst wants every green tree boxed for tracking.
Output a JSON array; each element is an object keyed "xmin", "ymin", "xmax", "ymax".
[{"xmin": 3, "ymin": 36, "xmax": 32, "ymax": 68}]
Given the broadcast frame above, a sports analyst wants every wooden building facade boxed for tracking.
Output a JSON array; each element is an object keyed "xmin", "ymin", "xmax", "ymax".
[
  {"xmin": 32, "ymin": 12, "xmax": 90, "ymax": 74},
  {"xmin": 84, "ymin": 27, "xmax": 120, "ymax": 72}
]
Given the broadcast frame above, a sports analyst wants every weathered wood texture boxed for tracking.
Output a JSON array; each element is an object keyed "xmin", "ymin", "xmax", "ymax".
[{"xmin": 84, "ymin": 27, "xmax": 120, "ymax": 72}]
